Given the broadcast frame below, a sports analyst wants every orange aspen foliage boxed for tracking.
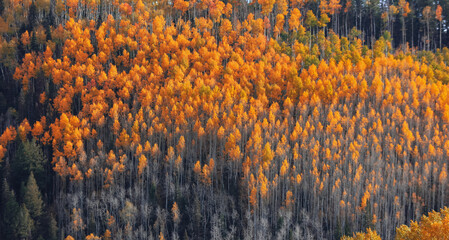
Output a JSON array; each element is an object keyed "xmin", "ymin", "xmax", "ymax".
[
  {"xmin": 153, "ymin": 16, "xmax": 165, "ymax": 35},
  {"xmin": 224, "ymin": 3, "xmax": 233, "ymax": 17},
  {"xmin": 151, "ymin": 143, "xmax": 160, "ymax": 157},
  {"xmin": 85, "ymin": 169, "xmax": 93, "ymax": 178},
  {"xmin": 143, "ymin": 141, "xmax": 151, "ymax": 153},
  {"xmin": 249, "ymin": 186, "xmax": 257, "ymax": 208},
  {"xmin": 193, "ymin": 161, "xmax": 201, "ymax": 177},
  {"xmin": 138, "ymin": 155, "xmax": 147, "ymax": 175},
  {"xmin": 262, "ymin": 142, "xmax": 273, "ymax": 169},
  {"xmin": 209, "ymin": 158, "xmax": 215, "ymax": 172},
  {"xmin": 39, "ymin": 92, "xmax": 47, "ymax": 104},
  {"xmin": 276, "ymin": 0, "xmax": 288, "ymax": 15},
  {"xmin": 85, "ymin": 233, "xmax": 101, "ymax": 240},
  {"xmin": 396, "ymin": 207, "xmax": 449, "ymax": 240},
  {"xmin": 18, "ymin": 119, "xmax": 31, "ymax": 142},
  {"xmin": 173, "ymin": 0, "xmax": 189, "ymax": 13},
  {"xmin": 119, "ymin": 3, "xmax": 133, "ymax": 16},
  {"xmin": 258, "ymin": 0, "xmax": 276, "ymax": 16},
  {"xmin": 69, "ymin": 163, "xmax": 83, "ymax": 181},
  {"xmin": 103, "ymin": 230, "xmax": 112, "ymax": 240},
  {"xmin": 177, "ymin": 135, "xmax": 185, "ymax": 154},
  {"xmin": 274, "ymin": 14, "xmax": 285, "ymax": 36},
  {"xmin": 280, "ymin": 159, "xmax": 289, "ymax": 177},
  {"xmin": 201, "ymin": 164, "xmax": 212, "ymax": 185},
  {"xmin": 260, "ymin": 176, "xmax": 268, "ymax": 199},
  {"xmin": 295, "ymin": 173, "xmax": 302, "ymax": 184},
  {"xmin": 118, "ymin": 129, "xmax": 130, "ymax": 148},
  {"xmin": 0, "ymin": 144, "xmax": 5, "ymax": 161},
  {"xmin": 398, "ymin": 0, "xmax": 411, "ymax": 17},
  {"xmin": 328, "ymin": 0, "xmax": 342, "ymax": 15},
  {"xmin": 172, "ymin": 202, "xmax": 180, "ymax": 224},
  {"xmin": 31, "ymin": 121, "xmax": 44, "ymax": 138},
  {"xmin": 217, "ymin": 126, "xmax": 225, "ymax": 140},
  {"xmin": 96, "ymin": 140, "xmax": 103, "ymax": 150},
  {"xmin": 41, "ymin": 131, "xmax": 51, "ymax": 145},
  {"xmin": 135, "ymin": 144, "xmax": 143, "ymax": 157},
  {"xmin": 285, "ymin": 190, "xmax": 294, "ymax": 208},
  {"xmin": 439, "ymin": 167, "xmax": 447, "ymax": 184},
  {"xmin": 71, "ymin": 208, "xmax": 85, "ymax": 232},
  {"xmin": 104, "ymin": 169, "xmax": 114, "ymax": 188},
  {"xmin": 209, "ymin": 0, "xmax": 226, "ymax": 21},
  {"xmin": 105, "ymin": 211, "xmax": 116, "ymax": 228},
  {"xmin": 436, "ymin": 5, "xmax": 443, "ymax": 22},
  {"xmin": 175, "ymin": 155, "xmax": 183, "ymax": 172},
  {"xmin": 112, "ymin": 119, "xmax": 120, "ymax": 135},
  {"xmin": 360, "ymin": 190, "xmax": 370, "ymax": 210},
  {"xmin": 341, "ymin": 228, "xmax": 381, "ymax": 240},
  {"xmin": 21, "ymin": 31, "xmax": 30, "ymax": 46}
]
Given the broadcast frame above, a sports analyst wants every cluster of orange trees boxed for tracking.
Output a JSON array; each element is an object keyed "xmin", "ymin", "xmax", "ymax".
[
  {"xmin": 345, "ymin": 207, "xmax": 449, "ymax": 239},
  {"xmin": 1, "ymin": 0, "xmax": 449, "ymax": 239}
]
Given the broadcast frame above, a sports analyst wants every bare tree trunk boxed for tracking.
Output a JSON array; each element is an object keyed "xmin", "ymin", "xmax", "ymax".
[
  {"xmin": 440, "ymin": 21, "xmax": 442, "ymax": 50},
  {"xmin": 402, "ymin": 16, "xmax": 406, "ymax": 51}
]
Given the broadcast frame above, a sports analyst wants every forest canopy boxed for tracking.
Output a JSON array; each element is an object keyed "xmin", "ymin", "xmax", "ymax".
[{"xmin": 1, "ymin": 0, "xmax": 449, "ymax": 239}]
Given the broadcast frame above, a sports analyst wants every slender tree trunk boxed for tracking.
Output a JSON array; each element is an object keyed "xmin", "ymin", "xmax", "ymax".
[
  {"xmin": 411, "ymin": 15, "xmax": 414, "ymax": 52},
  {"xmin": 440, "ymin": 21, "xmax": 442, "ymax": 50},
  {"xmin": 427, "ymin": 20, "xmax": 430, "ymax": 51},
  {"xmin": 402, "ymin": 16, "xmax": 406, "ymax": 51}
]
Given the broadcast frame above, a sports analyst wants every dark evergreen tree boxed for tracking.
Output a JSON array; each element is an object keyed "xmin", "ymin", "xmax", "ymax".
[
  {"xmin": 44, "ymin": 16, "xmax": 53, "ymax": 42},
  {"xmin": 0, "ymin": 0, "xmax": 4, "ymax": 16},
  {"xmin": 28, "ymin": 1, "xmax": 38, "ymax": 31},
  {"xmin": 362, "ymin": 201, "xmax": 374, "ymax": 231},
  {"xmin": 17, "ymin": 204, "xmax": 34, "ymax": 240},
  {"xmin": 0, "ymin": 92, "xmax": 7, "ymax": 114},
  {"xmin": 183, "ymin": 230, "xmax": 189, "ymax": 240},
  {"xmin": 1, "ymin": 179, "xmax": 20, "ymax": 239},
  {"xmin": 23, "ymin": 172, "xmax": 44, "ymax": 220},
  {"xmin": 31, "ymin": 31, "xmax": 39, "ymax": 52},
  {"xmin": 45, "ymin": 213, "xmax": 58, "ymax": 240},
  {"xmin": 17, "ymin": 24, "xmax": 28, "ymax": 63},
  {"xmin": 11, "ymin": 140, "xmax": 45, "ymax": 191}
]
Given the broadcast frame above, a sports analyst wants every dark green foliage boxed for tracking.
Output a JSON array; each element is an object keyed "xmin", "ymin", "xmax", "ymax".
[
  {"xmin": 0, "ymin": 0, "xmax": 4, "ymax": 16},
  {"xmin": 1, "ymin": 179, "xmax": 20, "ymax": 239},
  {"xmin": 17, "ymin": 204, "xmax": 34, "ymax": 239},
  {"xmin": 0, "ymin": 92, "xmax": 7, "ymax": 114},
  {"xmin": 362, "ymin": 201, "xmax": 375, "ymax": 232},
  {"xmin": 23, "ymin": 172, "xmax": 44, "ymax": 220},
  {"xmin": 44, "ymin": 9, "xmax": 55, "ymax": 29},
  {"xmin": 11, "ymin": 139, "xmax": 45, "ymax": 191},
  {"xmin": 183, "ymin": 230, "xmax": 189, "ymax": 240},
  {"xmin": 303, "ymin": 55, "xmax": 320, "ymax": 69},
  {"xmin": 17, "ymin": 23, "xmax": 28, "ymax": 62},
  {"xmin": 45, "ymin": 23, "xmax": 52, "ymax": 42},
  {"xmin": 46, "ymin": 214, "xmax": 58, "ymax": 240},
  {"xmin": 335, "ymin": 220, "xmax": 344, "ymax": 240},
  {"xmin": 31, "ymin": 31, "xmax": 39, "ymax": 52},
  {"xmin": 28, "ymin": 2, "xmax": 37, "ymax": 31}
]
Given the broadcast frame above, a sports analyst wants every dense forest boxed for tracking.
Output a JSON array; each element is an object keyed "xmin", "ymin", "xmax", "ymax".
[{"xmin": 1, "ymin": 0, "xmax": 449, "ymax": 239}]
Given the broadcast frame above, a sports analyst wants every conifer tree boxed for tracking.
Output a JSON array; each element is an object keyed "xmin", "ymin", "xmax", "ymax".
[
  {"xmin": 28, "ymin": 2, "xmax": 38, "ymax": 31},
  {"xmin": 17, "ymin": 204, "xmax": 34, "ymax": 239},
  {"xmin": 1, "ymin": 179, "xmax": 20, "ymax": 239},
  {"xmin": 12, "ymin": 139, "xmax": 45, "ymax": 189},
  {"xmin": 23, "ymin": 172, "xmax": 43, "ymax": 220},
  {"xmin": 42, "ymin": 213, "xmax": 58, "ymax": 240},
  {"xmin": 0, "ymin": 0, "xmax": 4, "ymax": 15},
  {"xmin": 31, "ymin": 31, "xmax": 39, "ymax": 52}
]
